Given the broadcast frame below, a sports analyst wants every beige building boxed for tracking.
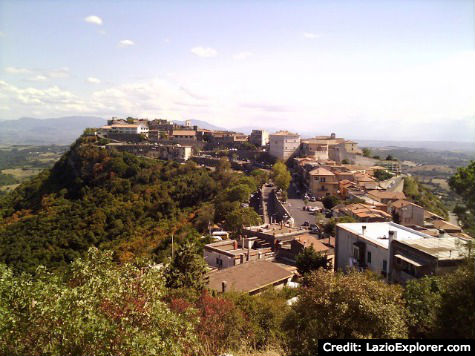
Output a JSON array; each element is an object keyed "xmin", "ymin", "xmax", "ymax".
[
  {"xmin": 308, "ymin": 167, "xmax": 339, "ymax": 197},
  {"xmin": 300, "ymin": 140, "xmax": 329, "ymax": 161},
  {"xmin": 389, "ymin": 200, "xmax": 424, "ymax": 227},
  {"xmin": 269, "ymin": 131, "xmax": 301, "ymax": 161}
]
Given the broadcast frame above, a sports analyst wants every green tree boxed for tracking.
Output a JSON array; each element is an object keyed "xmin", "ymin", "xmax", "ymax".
[
  {"xmin": 164, "ymin": 240, "xmax": 208, "ymax": 291},
  {"xmin": 362, "ymin": 148, "xmax": 372, "ymax": 157},
  {"xmin": 224, "ymin": 207, "xmax": 261, "ymax": 234},
  {"xmin": 285, "ymin": 269, "xmax": 407, "ymax": 355},
  {"xmin": 296, "ymin": 246, "xmax": 330, "ymax": 275},
  {"xmin": 373, "ymin": 169, "xmax": 393, "ymax": 181},
  {"xmin": 404, "ymin": 276, "xmax": 443, "ymax": 338},
  {"xmin": 0, "ymin": 248, "xmax": 198, "ymax": 356},
  {"xmin": 250, "ymin": 169, "xmax": 269, "ymax": 188},
  {"xmin": 449, "ymin": 161, "xmax": 475, "ymax": 236},
  {"xmin": 271, "ymin": 161, "xmax": 291, "ymax": 193},
  {"xmin": 323, "ymin": 216, "xmax": 357, "ymax": 236},
  {"xmin": 434, "ymin": 260, "xmax": 475, "ymax": 338},
  {"xmin": 322, "ymin": 195, "xmax": 339, "ymax": 209},
  {"xmin": 226, "ymin": 184, "xmax": 252, "ymax": 203}
]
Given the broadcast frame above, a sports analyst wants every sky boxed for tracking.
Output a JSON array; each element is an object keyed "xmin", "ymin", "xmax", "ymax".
[{"xmin": 0, "ymin": 0, "xmax": 474, "ymax": 141}]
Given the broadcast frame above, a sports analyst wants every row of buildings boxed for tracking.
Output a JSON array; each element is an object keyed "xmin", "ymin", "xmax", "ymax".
[
  {"xmin": 203, "ymin": 217, "xmax": 470, "ymax": 294},
  {"xmin": 98, "ymin": 117, "xmax": 382, "ymax": 166},
  {"xmin": 100, "ymin": 117, "xmax": 265, "ymax": 147}
]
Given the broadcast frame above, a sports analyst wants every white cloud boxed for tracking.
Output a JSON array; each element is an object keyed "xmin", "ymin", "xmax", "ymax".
[
  {"xmin": 84, "ymin": 15, "xmax": 103, "ymax": 25},
  {"xmin": 47, "ymin": 67, "xmax": 70, "ymax": 79},
  {"xmin": 118, "ymin": 39, "xmax": 135, "ymax": 47},
  {"xmin": 29, "ymin": 75, "xmax": 48, "ymax": 82},
  {"xmin": 233, "ymin": 51, "xmax": 253, "ymax": 60},
  {"xmin": 191, "ymin": 46, "xmax": 217, "ymax": 58},
  {"xmin": 86, "ymin": 77, "xmax": 101, "ymax": 84},
  {"xmin": 303, "ymin": 32, "xmax": 321, "ymax": 39},
  {"xmin": 5, "ymin": 66, "xmax": 32, "ymax": 74},
  {"xmin": 0, "ymin": 80, "xmax": 88, "ymax": 115},
  {"xmin": 1, "ymin": 50, "xmax": 473, "ymax": 142},
  {"xmin": 5, "ymin": 66, "xmax": 70, "ymax": 81}
]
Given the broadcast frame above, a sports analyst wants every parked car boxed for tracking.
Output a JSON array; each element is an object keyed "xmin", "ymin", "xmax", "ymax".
[
  {"xmin": 310, "ymin": 196, "xmax": 317, "ymax": 202},
  {"xmin": 302, "ymin": 221, "xmax": 310, "ymax": 227}
]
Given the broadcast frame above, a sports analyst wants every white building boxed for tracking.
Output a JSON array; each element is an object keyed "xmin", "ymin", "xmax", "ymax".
[
  {"xmin": 269, "ymin": 131, "xmax": 300, "ymax": 161},
  {"xmin": 335, "ymin": 222, "xmax": 432, "ymax": 280},
  {"xmin": 103, "ymin": 123, "xmax": 149, "ymax": 136}
]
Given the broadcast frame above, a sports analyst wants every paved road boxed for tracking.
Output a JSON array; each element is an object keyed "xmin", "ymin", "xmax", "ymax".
[{"xmin": 284, "ymin": 184, "xmax": 321, "ymax": 227}]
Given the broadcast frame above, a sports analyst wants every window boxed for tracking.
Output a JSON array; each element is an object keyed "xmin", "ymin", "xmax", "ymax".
[
  {"xmin": 367, "ymin": 251, "xmax": 371, "ymax": 264},
  {"xmin": 320, "ymin": 177, "xmax": 326, "ymax": 182},
  {"xmin": 382, "ymin": 260, "xmax": 387, "ymax": 272}
]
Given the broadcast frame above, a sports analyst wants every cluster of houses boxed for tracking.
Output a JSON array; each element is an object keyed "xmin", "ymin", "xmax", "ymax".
[
  {"xmin": 97, "ymin": 117, "xmax": 400, "ymax": 169},
  {"xmin": 96, "ymin": 117, "xmax": 472, "ymax": 295},
  {"xmin": 204, "ymin": 217, "xmax": 471, "ymax": 294}
]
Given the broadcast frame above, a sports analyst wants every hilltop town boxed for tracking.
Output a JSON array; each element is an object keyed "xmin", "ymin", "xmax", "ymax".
[{"xmin": 95, "ymin": 116, "xmax": 472, "ymax": 292}]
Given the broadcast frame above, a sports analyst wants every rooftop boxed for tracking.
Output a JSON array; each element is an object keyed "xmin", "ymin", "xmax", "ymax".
[
  {"xmin": 207, "ymin": 260, "xmax": 293, "ymax": 293},
  {"xmin": 432, "ymin": 219, "xmax": 462, "ymax": 232},
  {"xmin": 270, "ymin": 130, "xmax": 300, "ymax": 137},
  {"xmin": 294, "ymin": 234, "xmax": 333, "ymax": 253},
  {"xmin": 309, "ymin": 167, "xmax": 335, "ymax": 176},
  {"xmin": 391, "ymin": 199, "xmax": 423, "ymax": 209},
  {"xmin": 368, "ymin": 190, "xmax": 406, "ymax": 200},
  {"xmin": 337, "ymin": 222, "xmax": 432, "ymax": 249},
  {"xmin": 399, "ymin": 237, "xmax": 470, "ymax": 260}
]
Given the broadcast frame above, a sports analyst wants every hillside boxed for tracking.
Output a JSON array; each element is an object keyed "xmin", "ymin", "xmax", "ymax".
[
  {"xmin": 403, "ymin": 176, "xmax": 449, "ymax": 219},
  {"xmin": 0, "ymin": 135, "xmax": 223, "ymax": 273}
]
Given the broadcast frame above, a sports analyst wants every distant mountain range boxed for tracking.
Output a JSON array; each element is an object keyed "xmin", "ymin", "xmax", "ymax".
[
  {"xmin": 0, "ymin": 117, "xmax": 231, "ymax": 145},
  {"xmin": 0, "ymin": 116, "xmax": 106, "ymax": 145},
  {"xmin": 173, "ymin": 119, "xmax": 226, "ymax": 132},
  {"xmin": 0, "ymin": 116, "xmax": 473, "ymax": 152}
]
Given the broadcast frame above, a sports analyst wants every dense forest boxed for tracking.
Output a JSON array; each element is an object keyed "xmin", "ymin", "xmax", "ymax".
[{"xmin": 0, "ymin": 135, "xmax": 261, "ymax": 274}]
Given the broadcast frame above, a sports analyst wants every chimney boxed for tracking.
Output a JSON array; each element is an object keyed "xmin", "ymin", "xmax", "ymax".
[
  {"xmin": 388, "ymin": 230, "xmax": 397, "ymax": 241},
  {"xmin": 221, "ymin": 281, "xmax": 227, "ymax": 293},
  {"xmin": 362, "ymin": 225, "xmax": 367, "ymax": 235},
  {"xmin": 331, "ymin": 133, "xmax": 336, "ymax": 139},
  {"xmin": 233, "ymin": 240, "xmax": 238, "ymax": 250}
]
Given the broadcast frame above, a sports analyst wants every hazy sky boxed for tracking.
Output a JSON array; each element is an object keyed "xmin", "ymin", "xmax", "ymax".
[{"xmin": 0, "ymin": 0, "xmax": 474, "ymax": 141}]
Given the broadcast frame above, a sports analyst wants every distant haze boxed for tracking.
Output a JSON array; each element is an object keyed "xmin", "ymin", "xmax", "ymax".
[{"xmin": 0, "ymin": 116, "xmax": 473, "ymax": 153}]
